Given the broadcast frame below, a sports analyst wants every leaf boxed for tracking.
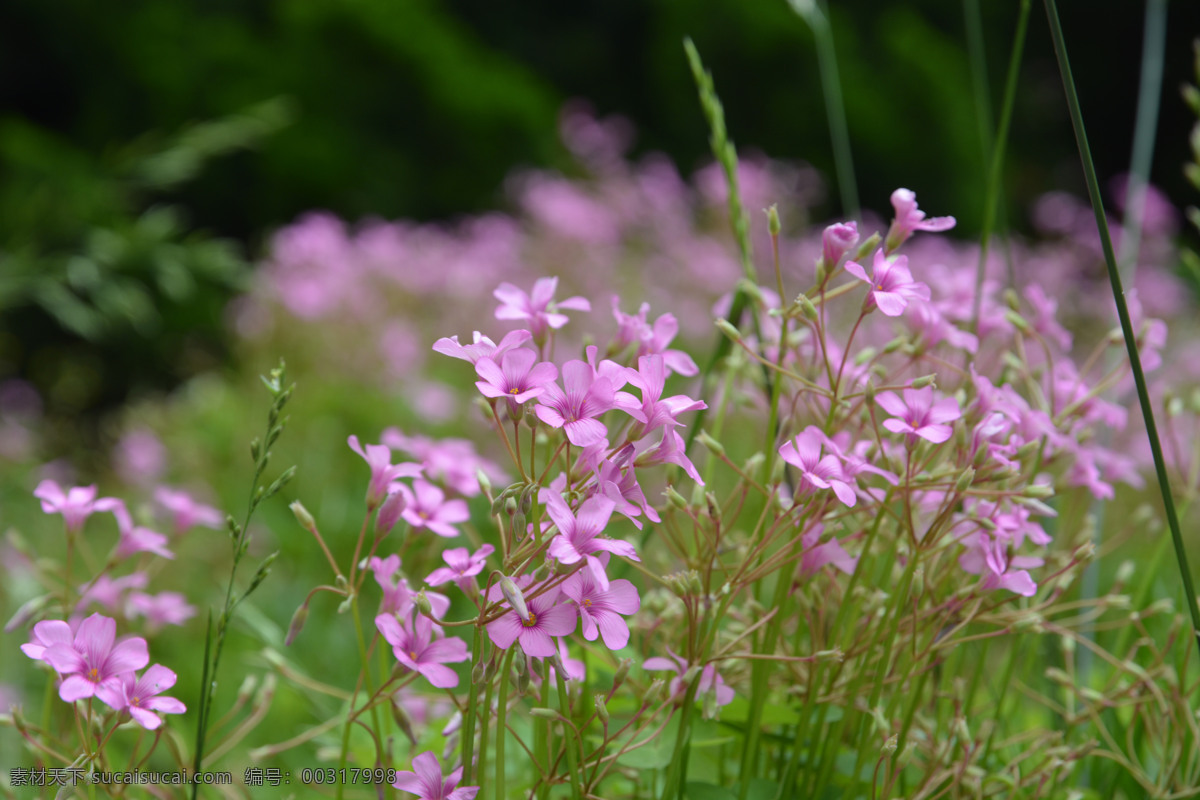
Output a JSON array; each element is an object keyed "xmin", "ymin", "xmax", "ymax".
[{"xmin": 685, "ymin": 782, "xmax": 736, "ymax": 800}]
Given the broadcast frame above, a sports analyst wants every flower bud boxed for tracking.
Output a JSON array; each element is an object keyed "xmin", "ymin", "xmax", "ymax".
[
  {"xmin": 642, "ymin": 678, "xmax": 666, "ymax": 706},
  {"xmin": 704, "ymin": 492, "xmax": 722, "ymax": 526},
  {"xmin": 793, "ymin": 293, "xmax": 819, "ymax": 321},
  {"xmin": 664, "ymin": 485, "xmax": 689, "ymax": 510},
  {"xmin": 851, "ymin": 231, "xmax": 882, "ymax": 262},
  {"xmin": 613, "ymin": 658, "xmax": 632, "ymax": 692},
  {"xmin": 500, "ymin": 576, "xmax": 530, "ymax": 622},
  {"xmin": 696, "ymin": 430, "xmax": 725, "ymax": 456},
  {"xmin": 290, "ymin": 501, "xmax": 318, "ymax": 535},
  {"xmin": 285, "ymin": 603, "xmax": 309, "ymax": 646},
  {"xmin": 854, "ymin": 346, "xmax": 877, "ymax": 366},
  {"xmin": 530, "ymin": 707, "xmax": 561, "ymax": 720},
  {"xmin": 594, "ymin": 694, "xmax": 610, "ymax": 724},
  {"xmin": 715, "ymin": 318, "xmax": 742, "ymax": 341},
  {"xmin": 504, "ymin": 497, "xmax": 519, "ymax": 517},
  {"xmin": 1114, "ymin": 560, "xmax": 1135, "ymax": 586},
  {"xmin": 414, "ymin": 591, "xmax": 433, "ymax": 618},
  {"xmin": 375, "ymin": 490, "xmax": 406, "ymax": 537},
  {"xmin": 955, "ymin": 468, "xmax": 975, "ymax": 494},
  {"xmin": 910, "ymin": 374, "xmax": 937, "ymax": 389},
  {"xmin": 766, "ymin": 204, "xmax": 781, "ymax": 236},
  {"xmin": 882, "ymin": 734, "xmax": 898, "ymax": 754},
  {"xmin": 475, "ymin": 469, "xmax": 493, "ymax": 499},
  {"xmin": 391, "ymin": 697, "xmax": 419, "ymax": 746},
  {"xmin": 821, "ymin": 221, "xmax": 859, "ymax": 269},
  {"xmin": 337, "ymin": 593, "xmax": 354, "ymax": 614}
]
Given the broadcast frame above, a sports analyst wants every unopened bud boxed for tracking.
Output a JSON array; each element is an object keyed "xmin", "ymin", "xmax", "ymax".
[
  {"xmin": 1114, "ymin": 560, "xmax": 1135, "ymax": 586},
  {"xmin": 743, "ymin": 452, "xmax": 765, "ymax": 475},
  {"xmin": 391, "ymin": 698, "xmax": 419, "ymax": 746},
  {"xmin": 512, "ymin": 512, "xmax": 527, "ymax": 540},
  {"xmin": 1003, "ymin": 288, "xmax": 1021, "ymax": 311},
  {"xmin": 594, "ymin": 694, "xmax": 610, "ymax": 724},
  {"xmin": 472, "ymin": 662, "xmax": 487, "ymax": 686},
  {"xmin": 664, "ymin": 485, "xmax": 688, "ymax": 510},
  {"xmin": 530, "ymin": 707, "xmax": 560, "ymax": 720},
  {"xmin": 792, "ymin": 293, "xmax": 819, "ymax": 321},
  {"xmin": 910, "ymin": 374, "xmax": 937, "ymax": 389},
  {"xmin": 643, "ymin": 681, "xmax": 672, "ymax": 705},
  {"xmin": 737, "ymin": 279, "xmax": 765, "ymax": 305},
  {"xmin": 1004, "ymin": 309, "xmax": 1032, "ymax": 334},
  {"xmin": 854, "ymin": 347, "xmax": 877, "ymax": 366},
  {"xmin": 766, "ymin": 204, "xmax": 781, "ymax": 236},
  {"xmin": 687, "ymin": 571, "xmax": 704, "ymax": 595},
  {"xmin": 821, "ymin": 220, "xmax": 859, "ymax": 269},
  {"xmin": 236, "ymin": 674, "xmax": 258, "ymax": 704},
  {"xmin": 285, "ymin": 603, "xmax": 309, "ymax": 646},
  {"xmin": 696, "ymin": 430, "xmax": 725, "ymax": 456},
  {"xmin": 1024, "ymin": 483, "xmax": 1055, "ymax": 499},
  {"xmin": 376, "ymin": 491, "xmax": 405, "ymax": 536},
  {"xmin": 1045, "ymin": 667, "xmax": 1071, "ymax": 685},
  {"xmin": 504, "ymin": 497, "xmax": 519, "ymax": 517},
  {"xmin": 290, "ymin": 501, "xmax": 317, "ymax": 535},
  {"xmin": 613, "ymin": 658, "xmax": 631, "ymax": 692},
  {"xmin": 816, "ymin": 648, "xmax": 844, "ymax": 662},
  {"xmin": 955, "ymin": 468, "xmax": 975, "ymax": 494},
  {"xmin": 715, "ymin": 318, "xmax": 742, "ymax": 341},
  {"xmin": 337, "ymin": 594, "xmax": 354, "ymax": 614},
  {"xmin": 475, "ymin": 469, "xmax": 493, "ymax": 498},
  {"xmin": 882, "ymin": 734, "xmax": 898, "ymax": 754},
  {"xmin": 682, "ymin": 665, "xmax": 702, "ymax": 687},
  {"xmin": 414, "ymin": 591, "xmax": 433, "ymax": 617},
  {"xmin": 704, "ymin": 492, "xmax": 722, "ymax": 526},
  {"xmin": 851, "ymin": 231, "xmax": 882, "ymax": 262},
  {"xmin": 500, "ymin": 576, "xmax": 530, "ymax": 622}
]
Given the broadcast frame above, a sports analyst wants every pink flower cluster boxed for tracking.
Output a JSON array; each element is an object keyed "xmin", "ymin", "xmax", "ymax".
[{"xmin": 22, "ymin": 613, "xmax": 185, "ymax": 729}]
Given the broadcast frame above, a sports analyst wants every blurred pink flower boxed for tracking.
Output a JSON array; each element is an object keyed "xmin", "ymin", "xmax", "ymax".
[
  {"xmin": 844, "ymin": 250, "xmax": 930, "ymax": 317},
  {"xmin": 33, "ymin": 481, "xmax": 121, "ymax": 535},
  {"xmin": 393, "ymin": 752, "xmax": 478, "ymax": 800},
  {"xmin": 494, "ymin": 277, "xmax": 591, "ymax": 340},
  {"xmin": 885, "ymin": 188, "xmax": 956, "ymax": 250}
]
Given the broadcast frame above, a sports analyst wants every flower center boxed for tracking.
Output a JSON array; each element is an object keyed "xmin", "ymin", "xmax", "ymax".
[
  {"xmin": 88, "ymin": 668, "xmax": 100, "ymax": 682},
  {"xmin": 510, "ymin": 387, "xmax": 521, "ymax": 395},
  {"xmin": 521, "ymin": 611, "xmax": 539, "ymax": 628},
  {"xmin": 409, "ymin": 650, "xmax": 418, "ymax": 660},
  {"xmin": 582, "ymin": 598, "xmax": 592, "ymax": 608},
  {"xmin": 131, "ymin": 696, "xmax": 141, "ymax": 707}
]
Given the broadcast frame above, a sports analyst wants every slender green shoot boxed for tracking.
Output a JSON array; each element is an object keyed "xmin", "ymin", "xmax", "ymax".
[
  {"xmin": 968, "ymin": 0, "xmax": 1030, "ymax": 336},
  {"xmin": 786, "ymin": 0, "xmax": 859, "ymax": 219},
  {"xmin": 1042, "ymin": 0, "xmax": 1200, "ymax": 661}
]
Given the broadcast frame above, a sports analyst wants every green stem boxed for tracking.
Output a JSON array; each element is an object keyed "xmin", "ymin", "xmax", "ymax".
[
  {"xmin": 462, "ymin": 625, "xmax": 483, "ymax": 786},
  {"xmin": 494, "ymin": 649, "xmax": 515, "ymax": 800},
  {"xmin": 555, "ymin": 668, "xmax": 584, "ymax": 800},
  {"xmin": 969, "ymin": 0, "xmax": 1030, "ymax": 336},
  {"xmin": 788, "ymin": 0, "xmax": 859, "ymax": 218},
  {"xmin": 1043, "ymin": 0, "xmax": 1200, "ymax": 660}
]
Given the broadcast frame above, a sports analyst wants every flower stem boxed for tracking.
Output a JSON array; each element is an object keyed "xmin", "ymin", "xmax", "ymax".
[
  {"xmin": 494, "ymin": 648, "xmax": 515, "ymax": 800},
  {"xmin": 1043, "ymin": 0, "xmax": 1200, "ymax": 662}
]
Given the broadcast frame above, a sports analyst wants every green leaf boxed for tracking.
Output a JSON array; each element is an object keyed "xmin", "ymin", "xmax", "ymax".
[{"xmin": 685, "ymin": 783, "xmax": 736, "ymax": 800}]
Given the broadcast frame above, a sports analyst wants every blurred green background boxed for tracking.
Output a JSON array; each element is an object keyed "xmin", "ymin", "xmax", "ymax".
[{"xmin": 1, "ymin": 0, "xmax": 1198, "ymax": 423}]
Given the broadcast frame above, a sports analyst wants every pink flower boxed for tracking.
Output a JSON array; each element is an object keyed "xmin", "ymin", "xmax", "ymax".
[
  {"xmin": 432, "ymin": 329, "xmax": 532, "ymax": 365},
  {"xmin": 125, "ymin": 591, "xmax": 196, "ymax": 630},
  {"xmin": 844, "ymin": 250, "xmax": 931, "ymax": 317},
  {"xmin": 77, "ymin": 573, "xmax": 149, "ymax": 613},
  {"xmin": 876, "ymin": 387, "xmax": 961, "ymax": 444},
  {"xmin": 610, "ymin": 298, "xmax": 698, "ymax": 376},
  {"xmin": 778, "ymin": 428, "xmax": 858, "ymax": 507},
  {"xmin": 95, "ymin": 664, "xmax": 186, "ymax": 729},
  {"xmin": 397, "ymin": 480, "xmax": 469, "ymax": 538},
  {"xmin": 486, "ymin": 583, "xmax": 577, "ymax": 658},
  {"xmin": 958, "ymin": 533, "xmax": 1041, "ymax": 597},
  {"xmin": 33, "ymin": 481, "xmax": 121, "ymax": 535},
  {"xmin": 426, "ymin": 544, "xmax": 494, "ymax": 591},
  {"xmin": 534, "ymin": 360, "xmax": 618, "ymax": 446},
  {"xmin": 348, "ymin": 435, "xmax": 423, "ymax": 511},
  {"xmin": 474, "ymin": 349, "xmax": 558, "ymax": 410},
  {"xmin": 370, "ymin": 555, "xmax": 451, "ymax": 619},
  {"xmin": 31, "ymin": 613, "xmax": 149, "ymax": 702},
  {"xmin": 154, "ymin": 488, "xmax": 223, "ymax": 534},
  {"xmin": 561, "ymin": 566, "xmax": 640, "ymax": 650},
  {"xmin": 376, "ymin": 613, "xmax": 469, "ymax": 689},
  {"xmin": 643, "ymin": 649, "xmax": 735, "ymax": 715},
  {"xmin": 494, "ymin": 277, "xmax": 591, "ymax": 340},
  {"xmin": 393, "ymin": 752, "xmax": 478, "ymax": 800},
  {"xmin": 885, "ymin": 188, "xmax": 956, "ymax": 250},
  {"xmin": 111, "ymin": 504, "xmax": 174, "ymax": 561},
  {"xmin": 798, "ymin": 524, "xmax": 857, "ymax": 578},
  {"xmin": 382, "ymin": 429, "xmax": 505, "ymax": 497},
  {"xmin": 545, "ymin": 493, "xmax": 639, "ymax": 590}
]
